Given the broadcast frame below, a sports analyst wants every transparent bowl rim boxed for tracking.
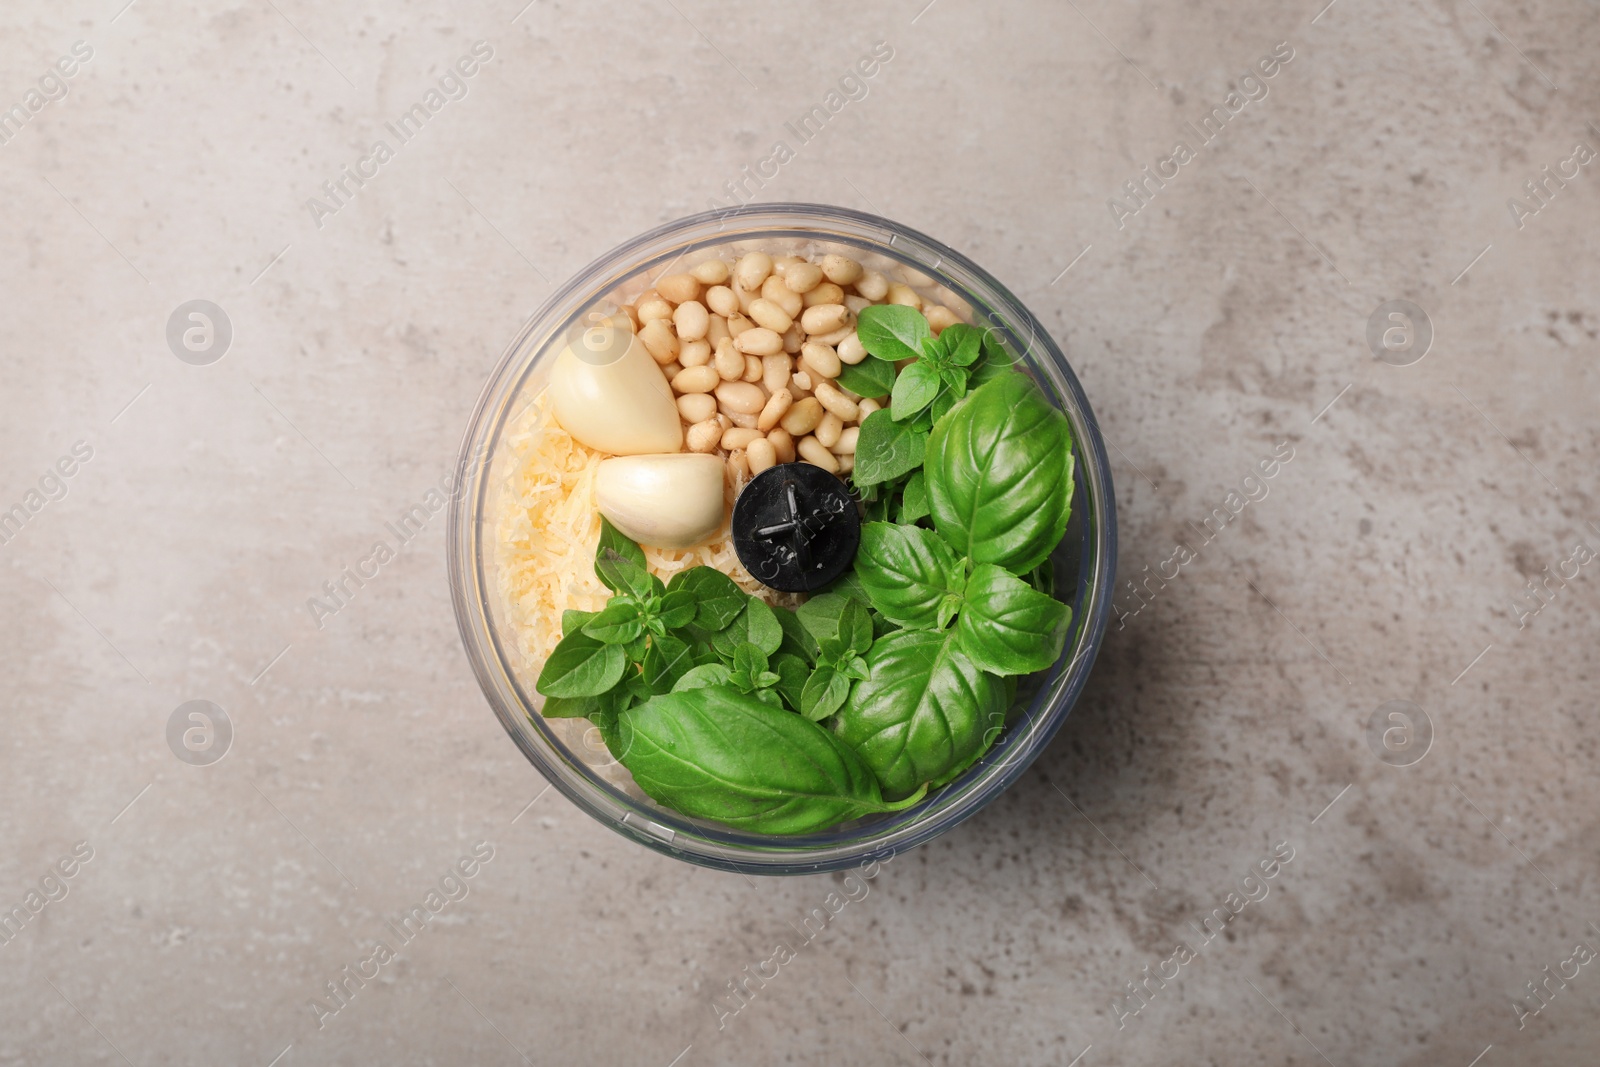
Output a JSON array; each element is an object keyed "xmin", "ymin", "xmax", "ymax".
[{"xmin": 447, "ymin": 202, "xmax": 1118, "ymax": 875}]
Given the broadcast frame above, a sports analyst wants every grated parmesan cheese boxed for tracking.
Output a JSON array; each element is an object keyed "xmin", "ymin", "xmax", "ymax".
[{"xmin": 490, "ymin": 390, "xmax": 799, "ymax": 673}]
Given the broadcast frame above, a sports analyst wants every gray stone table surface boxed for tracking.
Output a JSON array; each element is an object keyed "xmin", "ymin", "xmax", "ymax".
[{"xmin": 1, "ymin": 0, "xmax": 1596, "ymax": 1064}]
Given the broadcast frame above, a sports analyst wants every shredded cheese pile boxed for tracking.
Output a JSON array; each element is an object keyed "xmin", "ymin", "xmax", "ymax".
[{"xmin": 491, "ymin": 391, "xmax": 796, "ymax": 671}]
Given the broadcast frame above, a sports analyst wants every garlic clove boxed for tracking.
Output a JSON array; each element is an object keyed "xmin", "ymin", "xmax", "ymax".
[
  {"xmin": 550, "ymin": 325, "xmax": 683, "ymax": 456},
  {"xmin": 596, "ymin": 454, "xmax": 725, "ymax": 550}
]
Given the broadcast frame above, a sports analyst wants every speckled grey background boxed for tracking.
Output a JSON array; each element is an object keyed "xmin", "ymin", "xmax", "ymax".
[{"xmin": 1, "ymin": 0, "xmax": 1597, "ymax": 1064}]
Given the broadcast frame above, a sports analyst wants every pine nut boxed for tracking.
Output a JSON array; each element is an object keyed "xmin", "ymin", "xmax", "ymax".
[
  {"xmin": 791, "ymin": 369, "xmax": 814, "ymax": 392},
  {"xmin": 800, "ymin": 342, "xmax": 841, "ymax": 380},
  {"xmin": 836, "ymin": 452, "xmax": 854, "ymax": 474},
  {"xmin": 742, "ymin": 355, "xmax": 763, "ymax": 383},
  {"xmin": 726, "ymin": 313, "xmax": 754, "ymax": 338},
  {"xmin": 734, "ymin": 283, "xmax": 756, "ymax": 315},
  {"xmin": 677, "ymin": 392, "xmax": 716, "ymax": 423},
  {"xmin": 639, "ymin": 319, "xmax": 680, "ymax": 364},
  {"xmin": 797, "ymin": 434, "xmax": 840, "ymax": 473},
  {"xmin": 749, "ymin": 298, "xmax": 793, "ymax": 334},
  {"xmin": 672, "ymin": 365, "xmax": 720, "ymax": 394},
  {"xmin": 621, "ymin": 304, "xmax": 641, "ymax": 331},
  {"xmin": 706, "ymin": 314, "xmax": 730, "ymax": 348},
  {"xmin": 734, "ymin": 328, "xmax": 783, "ymax": 356},
  {"xmin": 887, "ymin": 283, "xmax": 922, "ymax": 309},
  {"xmin": 767, "ymin": 428, "xmax": 796, "ymax": 463},
  {"xmin": 706, "ymin": 285, "xmax": 739, "ymax": 317},
  {"xmin": 844, "ymin": 294, "xmax": 872, "ymax": 315},
  {"xmin": 716, "ymin": 380, "xmax": 766, "ymax": 414},
  {"xmin": 773, "ymin": 254, "xmax": 805, "ymax": 272},
  {"xmin": 673, "ymin": 300, "xmax": 709, "ymax": 341},
  {"xmin": 747, "ymin": 437, "xmax": 777, "ymax": 474},
  {"xmin": 757, "ymin": 388, "xmax": 793, "ymax": 431},
  {"xmin": 762, "ymin": 354, "xmax": 791, "ymax": 394},
  {"xmin": 687, "ymin": 418, "xmax": 722, "ymax": 453},
  {"xmin": 821, "ymin": 254, "xmax": 863, "ymax": 286},
  {"xmin": 722, "ymin": 426, "xmax": 763, "ymax": 450},
  {"xmin": 810, "ymin": 324, "xmax": 855, "ymax": 347},
  {"xmin": 638, "ymin": 297, "xmax": 674, "ymax": 322},
  {"xmin": 717, "ymin": 413, "xmax": 731, "ymax": 431},
  {"xmin": 679, "ymin": 339, "xmax": 711, "ymax": 367},
  {"xmin": 734, "ymin": 252, "xmax": 773, "ymax": 292},
  {"xmin": 858, "ymin": 397, "xmax": 881, "ymax": 418},
  {"xmin": 801, "ymin": 304, "xmax": 851, "ymax": 335},
  {"xmin": 925, "ymin": 305, "xmax": 960, "ymax": 332},
  {"xmin": 781, "ymin": 396, "xmax": 824, "ymax": 435},
  {"xmin": 661, "ymin": 361, "xmax": 683, "ymax": 379},
  {"xmin": 815, "ymin": 411, "xmax": 843, "ymax": 448},
  {"xmin": 782, "ymin": 323, "xmax": 804, "ymax": 353},
  {"xmin": 855, "ymin": 270, "xmax": 889, "ymax": 301},
  {"xmin": 657, "ymin": 273, "xmax": 700, "ymax": 304},
  {"xmin": 760, "ymin": 276, "xmax": 803, "ymax": 318},
  {"xmin": 726, "ymin": 409, "xmax": 758, "ymax": 429},
  {"xmin": 784, "ymin": 262, "xmax": 824, "ymax": 294},
  {"xmin": 802, "ymin": 282, "xmax": 845, "ymax": 308},
  {"xmin": 835, "ymin": 426, "xmax": 859, "ymax": 454},
  {"xmin": 814, "ymin": 380, "xmax": 859, "ymax": 422},
  {"xmin": 837, "ymin": 332, "xmax": 867, "ymax": 365},
  {"xmin": 710, "ymin": 337, "xmax": 741, "ymax": 381},
  {"xmin": 690, "ymin": 259, "xmax": 730, "ymax": 285},
  {"xmin": 727, "ymin": 449, "xmax": 751, "ymax": 483}
]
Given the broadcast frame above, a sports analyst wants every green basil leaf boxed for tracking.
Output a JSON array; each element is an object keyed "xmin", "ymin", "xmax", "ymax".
[
  {"xmin": 597, "ymin": 547, "xmax": 658, "ymax": 601},
  {"xmin": 642, "ymin": 632, "xmax": 695, "ymax": 693},
  {"xmin": 613, "ymin": 687, "xmax": 915, "ymax": 833},
  {"xmin": 561, "ymin": 608, "xmax": 597, "ymax": 634},
  {"xmin": 656, "ymin": 589, "xmax": 697, "ymax": 631},
  {"xmin": 712, "ymin": 595, "xmax": 783, "ymax": 658},
  {"xmin": 540, "ymin": 694, "xmax": 598, "ymax": 718},
  {"xmin": 821, "ymin": 569, "xmax": 869, "ymax": 603},
  {"xmin": 732, "ymin": 642, "xmax": 768, "ymax": 680},
  {"xmin": 838, "ymin": 597, "xmax": 874, "ymax": 655},
  {"xmin": 890, "ymin": 360, "xmax": 942, "ymax": 421},
  {"xmin": 925, "ymin": 372, "xmax": 1074, "ymax": 573},
  {"xmin": 899, "ymin": 470, "xmax": 929, "ymax": 525},
  {"xmin": 582, "ymin": 599, "xmax": 645, "ymax": 645},
  {"xmin": 673, "ymin": 662, "xmax": 733, "ymax": 692},
  {"xmin": 942, "ymin": 324, "xmax": 983, "ymax": 367},
  {"xmin": 770, "ymin": 652, "xmax": 811, "ymax": 713},
  {"xmin": 852, "ymin": 409, "xmax": 927, "ymax": 486},
  {"xmin": 835, "ymin": 356, "xmax": 897, "ymax": 399},
  {"xmin": 666, "ymin": 567, "xmax": 747, "ymax": 632},
  {"xmin": 801, "ymin": 665, "xmax": 852, "ymax": 722},
  {"xmin": 833, "ymin": 629, "xmax": 1008, "ymax": 799},
  {"xmin": 955, "ymin": 563, "xmax": 1073, "ymax": 676},
  {"xmin": 536, "ymin": 630, "xmax": 627, "ymax": 698},
  {"xmin": 854, "ymin": 522, "xmax": 963, "ymax": 630},
  {"xmin": 754, "ymin": 688, "xmax": 785, "ymax": 708},
  {"xmin": 796, "ymin": 593, "xmax": 847, "ymax": 646},
  {"xmin": 929, "ymin": 385, "xmax": 959, "ymax": 424},
  {"xmin": 596, "ymin": 516, "xmax": 646, "ymax": 575},
  {"xmin": 772, "ymin": 606, "xmax": 819, "ymax": 663},
  {"xmin": 936, "ymin": 593, "xmax": 962, "ymax": 631},
  {"xmin": 856, "ymin": 304, "xmax": 931, "ymax": 363}
]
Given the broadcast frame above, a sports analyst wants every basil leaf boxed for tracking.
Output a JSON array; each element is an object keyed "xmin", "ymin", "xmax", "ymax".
[
  {"xmin": 656, "ymin": 589, "xmax": 697, "ymax": 631},
  {"xmin": 666, "ymin": 567, "xmax": 747, "ymax": 632},
  {"xmin": 856, "ymin": 304, "xmax": 931, "ymax": 363},
  {"xmin": 770, "ymin": 652, "xmax": 811, "ymax": 712},
  {"xmin": 838, "ymin": 597, "xmax": 874, "ymax": 656},
  {"xmin": 925, "ymin": 372, "xmax": 1074, "ymax": 573},
  {"xmin": 712, "ymin": 596, "xmax": 783, "ymax": 658},
  {"xmin": 642, "ymin": 632, "xmax": 695, "ymax": 693},
  {"xmin": 598, "ymin": 547, "xmax": 658, "ymax": 601},
  {"xmin": 801, "ymin": 665, "xmax": 852, "ymax": 722},
  {"xmin": 540, "ymin": 694, "xmax": 598, "ymax": 718},
  {"xmin": 796, "ymin": 593, "xmax": 847, "ymax": 646},
  {"xmin": 852, "ymin": 409, "xmax": 927, "ymax": 486},
  {"xmin": 536, "ymin": 630, "xmax": 627, "ymax": 698},
  {"xmin": 854, "ymin": 522, "xmax": 962, "ymax": 630},
  {"xmin": 969, "ymin": 333, "xmax": 1019, "ymax": 389},
  {"xmin": 613, "ymin": 687, "xmax": 917, "ymax": 834},
  {"xmin": 929, "ymin": 385, "xmax": 959, "ymax": 424},
  {"xmin": 772, "ymin": 606, "xmax": 819, "ymax": 663},
  {"xmin": 942, "ymin": 324, "xmax": 983, "ymax": 367},
  {"xmin": 732, "ymin": 641, "xmax": 768, "ymax": 681},
  {"xmin": 561, "ymin": 608, "xmax": 596, "ymax": 633},
  {"xmin": 754, "ymin": 688, "xmax": 784, "ymax": 708},
  {"xmin": 595, "ymin": 517, "xmax": 647, "ymax": 590},
  {"xmin": 833, "ymin": 629, "xmax": 1007, "ymax": 799},
  {"xmin": 955, "ymin": 564, "xmax": 1072, "ymax": 675},
  {"xmin": 836, "ymin": 357, "xmax": 896, "ymax": 399},
  {"xmin": 582, "ymin": 599, "xmax": 644, "ymax": 645},
  {"xmin": 890, "ymin": 360, "xmax": 942, "ymax": 421},
  {"xmin": 899, "ymin": 471, "xmax": 929, "ymax": 524},
  {"xmin": 673, "ymin": 663, "xmax": 733, "ymax": 692},
  {"xmin": 821, "ymin": 569, "xmax": 869, "ymax": 603}
]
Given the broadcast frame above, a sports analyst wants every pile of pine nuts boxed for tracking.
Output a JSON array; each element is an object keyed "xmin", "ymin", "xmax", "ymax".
[{"xmin": 621, "ymin": 250, "xmax": 964, "ymax": 487}]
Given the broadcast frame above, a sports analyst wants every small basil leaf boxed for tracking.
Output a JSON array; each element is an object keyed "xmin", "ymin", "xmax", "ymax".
[
  {"xmin": 712, "ymin": 596, "xmax": 783, "ymax": 658},
  {"xmin": 890, "ymin": 361, "xmax": 942, "ymax": 422},
  {"xmin": 595, "ymin": 517, "xmax": 647, "ymax": 588},
  {"xmin": 801, "ymin": 665, "xmax": 852, "ymax": 722},
  {"xmin": 536, "ymin": 630, "xmax": 627, "ymax": 698},
  {"xmin": 582, "ymin": 599, "xmax": 645, "ymax": 644},
  {"xmin": 613, "ymin": 687, "xmax": 906, "ymax": 834},
  {"xmin": 838, "ymin": 654, "xmax": 869, "ymax": 682},
  {"xmin": 666, "ymin": 567, "xmax": 747, "ymax": 632},
  {"xmin": 925, "ymin": 372, "xmax": 1075, "ymax": 573},
  {"xmin": 732, "ymin": 642, "xmax": 768, "ymax": 680},
  {"xmin": 656, "ymin": 589, "xmax": 697, "ymax": 631},
  {"xmin": 773, "ymin": 606, "xmax": 819, "ymax": 663},
  {"xmin": 561, "ymin": 608, "xmax": 597, "ymax": 634},
  {"xmin": 835, "ymin": 356, "xmax": 897, "ymax": 399},
  {"xmin": 941, "ymin": 324, "xmax": 983, "ymax": 367},
  {"xmin": 754, "ymin": 688, "xmax": 785, "ymax": 708},
  {"xmin": 838, "ymin": 597, "xmax": 875, "ymax": 656},
  {"xmin": 598, "ymin": 548, "xmax": 657, "ymax": 601},
  {"xmin": 642, "ymin": 633, "xmax": 695, "ymax": 693},
  {"xmin": 771, "ymin": 653, "xmax": 811, "ymax": 712},
  {"xmin": 540, "ymin": 694, "xmax": 598, "ymax": 718},
  {"xmin": 955, "ymin": 563, "xmax": 1073, "ymax": 676},
  {"xmin": 852, "ymin": 409, "xmax": 927, "ymax": 486},
  {"xmin": 833, "ymin": 629, "xmax": 1008, "ymax": 799},
  {"xmin": 855, "ymin": 522, "xmax": 963, "ymax": 629},
  {"xmin": 821, "ymin": 569, "xmax": 869, "ymax": 603},
  {"xmin": 856, "ymin": 304, "xmax": 932, "ymax": 363},
  {"xmin": 929, "ymin": 386, "xmax": 959, "ymax": 424},
  {"xmin": 796, "ymin": 593, "xmax": 848, "ymax": 646},
  {"xmin": 936, "ymin": 593, "xmax": 962, "ymax": 631},
  {"xmin": 899, "ymin": 471, "xmax": 929, "ymax": 525},
  {"xmin": 672, "ymin": 663, "xmax": 734, "ymax": 692}
]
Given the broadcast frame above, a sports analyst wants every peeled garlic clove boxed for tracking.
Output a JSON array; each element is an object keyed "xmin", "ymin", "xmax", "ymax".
[
  {"xmin": 596, "ymin": 454, "xmax": 725, "ymax": 549},
  {"xmin": 550, "ymin": 323, "xmax": 682, "ymax": 456}
]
